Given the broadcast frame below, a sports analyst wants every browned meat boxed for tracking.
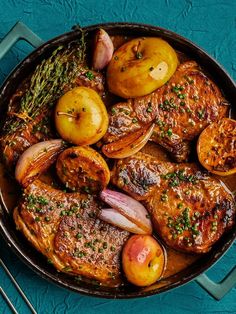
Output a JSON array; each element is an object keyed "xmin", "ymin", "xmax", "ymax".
[
  {"xmin": 14, "ymin": 180, "xmax": 129, "ymax": 286},
  {"xmin": 75, "ymin": 69, "xmax": 104, "ymax": 95},
  {"xmin": 1, "ymin": 111, "xmax": 54, "ymax": 168},
  {"xmin": 111, "ymin": 152, "xmax": 235, "ymax": 253},
  {"xmin": 104, "ymin": 61, "xmax": 229, "ymax": 162},
  {"xmin": 0, "ymin": 69, "xmax": 104, "ymax": 169}
]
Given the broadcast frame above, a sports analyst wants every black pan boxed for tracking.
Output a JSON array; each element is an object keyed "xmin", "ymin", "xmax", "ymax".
[{"xmin": 0, "ymin": 22, "xmax": 235, "ymax": 299}]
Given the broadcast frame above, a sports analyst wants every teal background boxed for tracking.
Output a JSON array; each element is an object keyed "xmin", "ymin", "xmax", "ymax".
[{"xmin": 0, "ymin": 0, "xmax": 235, "ymax": 313}]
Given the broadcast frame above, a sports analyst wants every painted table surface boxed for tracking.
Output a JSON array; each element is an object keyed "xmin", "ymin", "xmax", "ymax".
[{"xmin": 0, "ymin": 0, "xmax": 235, "ymax": 313}]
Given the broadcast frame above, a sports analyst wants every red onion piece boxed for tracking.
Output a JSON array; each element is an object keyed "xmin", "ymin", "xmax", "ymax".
[
  {"xmin": 15, "ymin": 139, "xmax": 64, "ymax": 187},
  {"xmin": 92, "ymin": 29, "xmax": 114, "ymax": 70},
  {"xmin": 100, "ymin": 189, "xmax": 152, "ymax": 234},
  {"xmin": 102, "ymin": 123, "xmax": 154, "ymax": 159},
  {"xmin": 99, "ymin": 208, "xmax": 145, "ymax": 234}
]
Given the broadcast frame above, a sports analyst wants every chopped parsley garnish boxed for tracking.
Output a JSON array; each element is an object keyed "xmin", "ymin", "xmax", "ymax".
[
  {"xmin": 167, "ymin": 129, "xmax": 173, "ymax": 137},
  {"xmin": 85, "ymin": 71, "xmax": 94, "ymax": 80}
]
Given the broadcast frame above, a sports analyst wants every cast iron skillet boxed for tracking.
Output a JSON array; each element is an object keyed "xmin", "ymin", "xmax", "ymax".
[{"xmin": 0, "ymin": 22, "xmax": 236, "ymax": 299}]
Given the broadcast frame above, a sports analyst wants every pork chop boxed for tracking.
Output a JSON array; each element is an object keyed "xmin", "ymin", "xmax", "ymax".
[
  {"xmin": 14, "ymin": 180, "xmax": 129, "ymax": 286},
  {"xmin": 111, "ymin": 152, "xmax": 235, "ymax": 253},
  {"xmin": 104, "ymin": 61, "xmax": 229, "ymax": 162}
]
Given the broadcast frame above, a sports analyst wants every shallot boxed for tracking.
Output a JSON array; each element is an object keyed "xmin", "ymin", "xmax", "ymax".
[
  {"xmin": 100, "ymin": 189, "xmax": 152, "ymax": 234},
  {"xmin": 15, "ymin": 139, "xmax": 64, "ymax": 187},
  {"xmin": 102, "ymin": 123, "xmax": 154, "ymax": 159},
  {"xmin": 92, "ymin": 29, "xmax": 114, "ymax": 70},
  {"xmin": 99, "ymin": 208, "xmax": 145, "ymax": 234}
]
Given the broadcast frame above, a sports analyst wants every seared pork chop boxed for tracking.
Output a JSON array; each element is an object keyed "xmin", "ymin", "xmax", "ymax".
[
  {"xmin": 104, "ymin": 61, "xmax": 228, "ymax": 162},
  {"xmin": 14, "ymin": 180, "xmax": 129, "ymax": 286},
  {"xmin": 111, "ymin": 152, "xmax": 235, "ymax": 253}
]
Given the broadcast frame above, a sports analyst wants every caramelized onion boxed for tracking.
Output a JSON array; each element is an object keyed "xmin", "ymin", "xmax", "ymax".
[
  {"xmin": 102, "ymin": 123, "xmax": 154, "ymax": 158},
  {"xmin": 92, "ymin": 29, "xmax": 114, "ymax": 70},
  {"xmin": 99, "ymin": 208, "xmax": 145, "ymax": 234},
  {"xmin": 15, "ymin": 139, "xmax": 64, "ymax": 187},
  {"xmin": 100, "ymin": 189, "xmax": 152, "ymax": 234}
]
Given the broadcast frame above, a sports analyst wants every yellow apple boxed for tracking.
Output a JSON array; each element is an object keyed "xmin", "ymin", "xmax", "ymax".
[
  {"xmin": 55, "ymin": 87, "xmax": 109, "ymax": 145},
  {"xmin": 107, "ymin": 37, "xmax": 178, "ymax": 98},
  {"xmin": 122, "ymin": 235, "xmax": 166, "ymax": 286}
]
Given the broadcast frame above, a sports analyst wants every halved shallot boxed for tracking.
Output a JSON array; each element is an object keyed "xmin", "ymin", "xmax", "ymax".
[
  {"xmin": 92, "ymin": 29, "xmax": 114, "ymax": 70},
  {"xmin": 99, "ymin": 208, "xmax": 145, "ymax": 234},
  {"xmin": 100, "ymin": 189, "xmax": 152, "ymax": 234},
  {"xmin": 102, "ymin": 123, "xmax": 154, "ymax": 159},
  {"xmin": 15, "ymin": 139, "xmax": 65, "ymax": 187}
]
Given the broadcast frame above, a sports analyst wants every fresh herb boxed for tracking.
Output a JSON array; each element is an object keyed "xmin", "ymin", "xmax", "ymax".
[
  {"xmin": 146, "ymin": 103, "xmax": 152, "ymax": 113},
  {"xmin": 177, "ymin": 93, "xmax": 186, "ymax": 99},
  {"xmin": 159, "ymin": 99, "xmax": 178, "ymax": 111},
  {"xmin": 111, "ymin": 108, "xmax": 116, "ymax": 115},
  {"xmin": 162, "ymin": 170, "xmax": 198, "ymax": 188},
  {"xmin": 160, "ymin": 193, "xmax": 168, "ymax": 202},
  {"xmin": 197, "ymin": 108, "xmax": 205, "ymax": 119},
  {"xmin": 167, "ymin": 129, "xmax": 172, "ymax": 137},
  {"xmin": 85, "ymin": 71, "xmax": 94, "ymax": 80},
  {"xmin": 184, "ymin": 75, "xmax": 194, "ymax": 84},
  {"xmin": 37, "ymin": 196, "xmax": 49, "ymax": 205},
  {"xmin": 76, "ymin": 233, "xmax": 83, "ymax": 239},
  {"xmin": 74, "ymin": 250, "xmax": 86, "ymax": 258},
  {"xmin": 171, "ymin": 84, "xmax": 184, "ymax": 94},
  {"xmin": 3, "ymin": 31, "xmax": 86, "ymax": 135}
]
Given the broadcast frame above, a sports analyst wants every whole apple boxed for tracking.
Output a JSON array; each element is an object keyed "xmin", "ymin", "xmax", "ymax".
[
  {"xmin": 122, "ymin": 235, "xmax": 166, "ymax": 286},
  {"xmin": 55, "ymin": 86, "xmax": 108, "ymax": 145},
  {"xmin": 107, "ymin": 37, "xmax": 178, "ymax": 98}
]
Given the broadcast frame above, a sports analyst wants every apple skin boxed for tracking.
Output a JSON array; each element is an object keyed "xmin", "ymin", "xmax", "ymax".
[
  {"xmin": 55, "ymin": 87, "xmax": 108, "ymax": 145},
  {"xmin": 122, "ymin": 235, "xmax": 166, "ymax": 286},
  {"xmin": 107, "ymin": 37, "xmax": 178, "ymax": 98}
]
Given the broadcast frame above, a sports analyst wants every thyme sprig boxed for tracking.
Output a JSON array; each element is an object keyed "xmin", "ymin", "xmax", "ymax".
[{"xmin": 4, "ymin": 30, "xmax": 86, "ymax": 134}]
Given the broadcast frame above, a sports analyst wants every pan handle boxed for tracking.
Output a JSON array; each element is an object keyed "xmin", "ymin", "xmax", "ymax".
[
  {"xmin": 195, "ymin": 265, "xmax": 236, "ymax": 300},
  {"xmin": 0, "ymin": 21, "xmax": 44, "ymax": 60}
]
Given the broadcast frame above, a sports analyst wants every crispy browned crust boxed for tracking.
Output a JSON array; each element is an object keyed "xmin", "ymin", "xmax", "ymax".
[
  {"xmin": 111, "ymin": 152, "xmax": 235, "ymax": 253},
  {"xmin": 14, "ymin": 180, "xmax": 129, "ymax": 286},
  {"xmin": 104, "ymin": 61, "xmax": 229, "ymax": 162}
]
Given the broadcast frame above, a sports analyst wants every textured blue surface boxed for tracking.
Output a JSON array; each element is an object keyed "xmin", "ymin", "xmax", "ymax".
[{"xmin": 0, "ymin": 0, "xmax": 235, "ymax": 313}]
